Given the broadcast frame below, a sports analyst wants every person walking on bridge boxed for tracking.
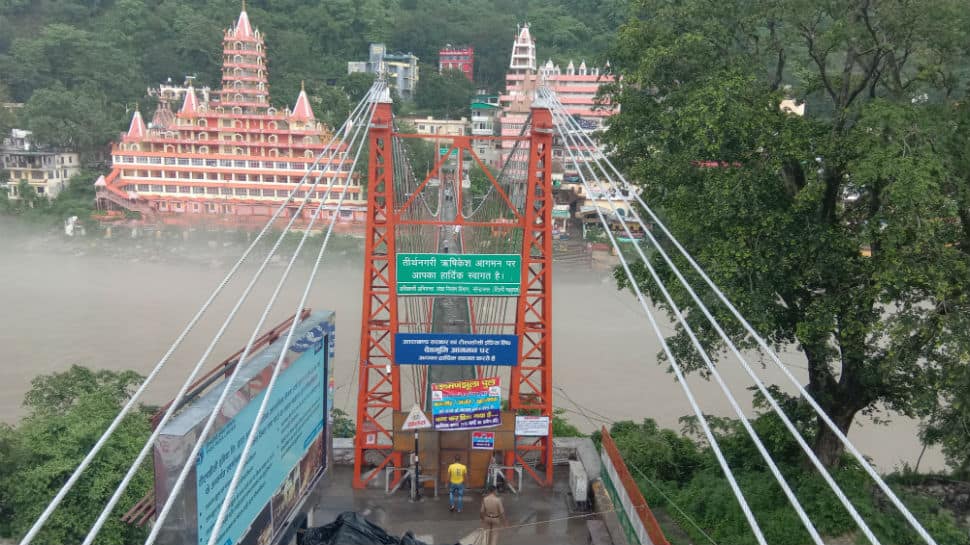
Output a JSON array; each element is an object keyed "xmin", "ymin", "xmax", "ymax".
[
  {"xmin": 448, "ymin": 455, "xmax": 467, "ymax": 512},
  {"xmin": 480, "ymin": 485, "xmax": 506, "ymax": 545}
]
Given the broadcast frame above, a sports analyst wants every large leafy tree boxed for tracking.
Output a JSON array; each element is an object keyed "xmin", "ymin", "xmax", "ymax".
[
  {"xmin": 606, "ymin": 0, "xmax": 970, "ymax": 467},
  {"xmin": 0, "ymin": 366, "xmax": 151, "ymax": 544},
  {"xmin": 414, "ymin": 68, "xmax": 474, "ymax": 118}
]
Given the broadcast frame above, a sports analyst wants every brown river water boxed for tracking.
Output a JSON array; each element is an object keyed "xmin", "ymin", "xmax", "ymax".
[{"xmin": 0, "ymin": 219, "xmax": 943, "ymax": 471}]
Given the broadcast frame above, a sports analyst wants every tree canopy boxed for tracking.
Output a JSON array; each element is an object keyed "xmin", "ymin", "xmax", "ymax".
[
  {"xmin": 605, "ymin": 0, "xmax": 970, "ymax": 468},
  {"xmin": 0, "ymin": 366, "xmax": 151, "ymax": 545}
]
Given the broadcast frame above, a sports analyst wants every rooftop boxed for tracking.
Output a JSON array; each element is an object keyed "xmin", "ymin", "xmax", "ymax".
[{"xmin": 310, "ymin": 465, "xmax": 591, "ymax": 544}]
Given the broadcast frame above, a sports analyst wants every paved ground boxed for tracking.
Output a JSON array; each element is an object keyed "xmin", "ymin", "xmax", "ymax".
[{"xmin": 310, "ymin": 465, "xmax": 593, "ymax": 545}]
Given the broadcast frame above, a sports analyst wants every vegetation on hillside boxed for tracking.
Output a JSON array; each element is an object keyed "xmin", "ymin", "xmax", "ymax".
[
  {"xmin": 0, "ymin": 0, "xmax": 624, "ymax": 159},
  {"xmin": 605, "ymin": 0, "xmax": 970, "ymax": 470}
]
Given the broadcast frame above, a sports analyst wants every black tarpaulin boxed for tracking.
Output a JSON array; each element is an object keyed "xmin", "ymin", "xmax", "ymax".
[{"xmin": 301, "ymin": 511, "xmax": 450, "ymax": 545}]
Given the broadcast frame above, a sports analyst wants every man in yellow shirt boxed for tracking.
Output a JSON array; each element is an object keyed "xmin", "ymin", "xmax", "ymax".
[{"xmin": 447, "ymin": 455, "xmax": 467, "ymax": 512}]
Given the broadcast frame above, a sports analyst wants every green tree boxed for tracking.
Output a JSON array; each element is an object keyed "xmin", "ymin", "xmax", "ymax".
[
  {"xmin": 414, "ymin": 69, "xmax": 474, "ymax": 119},
  {"xmin": 605, "ymin": 0, "xmax": 970, "ymax": 467},
  {"xmin": 23, "ymin": 83, "xmax": 120, "ymax": 155},
  {"xmin": 0, "ymin": 366, "xmax": 151, "ymax": 544},
  {"xmin": 0, "ymin": 82, "xmax": 15, "ymax": 136}
]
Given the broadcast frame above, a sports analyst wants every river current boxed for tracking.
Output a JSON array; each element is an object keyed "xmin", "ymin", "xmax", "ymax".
[{"xmin": 0, "ymin": 218, "xmax": 942, "ymax": 471}]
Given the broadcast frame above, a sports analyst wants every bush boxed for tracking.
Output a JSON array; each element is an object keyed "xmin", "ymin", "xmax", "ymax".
[{"xmin": 605, "ymin": 416, "xmax": 970, "ymax": 545}]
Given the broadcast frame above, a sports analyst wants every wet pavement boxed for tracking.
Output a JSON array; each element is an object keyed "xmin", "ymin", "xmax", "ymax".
[{"xmin": 310, "ymin": 465, "xmax": 593, "ymax": 544}]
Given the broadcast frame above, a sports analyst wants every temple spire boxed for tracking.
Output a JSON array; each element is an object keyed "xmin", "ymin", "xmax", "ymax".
[
  {"xmin": 234, "ymin": 3, "xmax": 254, "ymax": 38},
  {"xmin": 291, "ymin": 82, "xmax": 315, "ymax": 121},
  {"xmin": 179, "ymin": 85, "xmax": 198, "ymax": 116},
  {"xmin": 126, "ymin": 108, "xmax": 146, "ymax": 139}
]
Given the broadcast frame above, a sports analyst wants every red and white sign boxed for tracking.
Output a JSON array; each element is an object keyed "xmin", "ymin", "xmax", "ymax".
[{"xmin": 402, "ymin": 404, "xmax": 432, "ymax": 431}]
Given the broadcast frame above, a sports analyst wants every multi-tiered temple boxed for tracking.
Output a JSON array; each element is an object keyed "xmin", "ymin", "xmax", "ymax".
[{"xmin": 97, "ymin": 8, "xmax": 366, "ymax": 226}]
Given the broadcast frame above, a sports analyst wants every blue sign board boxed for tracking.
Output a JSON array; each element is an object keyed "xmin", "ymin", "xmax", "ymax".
[
  {"xmin": 395, "ymin": 333, "xmax": 518, "ymax": 366},
  {"xmin": 195, "ymin": 345, "xmax": 326, "ymax": 545}
]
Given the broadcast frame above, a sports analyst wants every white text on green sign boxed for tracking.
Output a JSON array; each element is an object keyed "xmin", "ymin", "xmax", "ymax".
[{"xmin": 397, "ymin": 253, "xmax": 521, "ymax": 296}]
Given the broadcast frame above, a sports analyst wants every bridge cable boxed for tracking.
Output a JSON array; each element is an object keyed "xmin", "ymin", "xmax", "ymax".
[
  {"xmin": 18, "ymin": 83, "xmax": 382, "ymax": 545},
  {"xmin": 139, "ymin": 83, "xmax": 384, "ymax": 545},
  {"xmin": 530, "ymin": 92, "xmax": 770, "ymax": 545},
  {"xmin": 76, "ymin": 83, "xmax": 382, "ymax": 545},
  {"xmin": 542, "ymin": 88, "xmax": 884, "ymax": 544},
  {"xmin": 202, "ymin": 90, "xmax": 383, "ymax": 545},
  {"xmin": 542, "ymin": 87, "xmax": 938, "ymax": 545}
]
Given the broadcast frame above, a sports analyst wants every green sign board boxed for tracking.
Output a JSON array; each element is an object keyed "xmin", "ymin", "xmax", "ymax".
[
  {"xmin": 438, "ymin": 147, "xmax": 458, "ymax": 157},
  {"xmin": 397, "ymin": 253, "xmax": 521, "ymax": 296}
]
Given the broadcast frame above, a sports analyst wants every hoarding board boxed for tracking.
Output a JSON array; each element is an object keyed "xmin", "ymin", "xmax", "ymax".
[
  {"xmin": 154, "ymin": 312, "xmax": 334, "ymax": 545},
  {"xmin": 472, "ymin": 431, "xmax": 495, "ymax": 450},
  {"xmin": 395, "ymin": 333, "xmax": 518, "ymax": 366},
  {"xmin": 515, "ymin": 415, "xmax": 550, "ymax": 436},
  {"xmin": 431, "ymin": 377, "xmax": 501, "ymax": 430},
  {"xmin": 396, "ymin": 253, "xmax": 521, "ymax": 296}
]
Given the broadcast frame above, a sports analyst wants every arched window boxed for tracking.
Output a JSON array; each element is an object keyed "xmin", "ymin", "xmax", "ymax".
[
  {"xmin": 234, "ymin": 147, "xmax": 244, "ymax": 155},
  {"xmin": 304, "ymin": 150, "xmax": 313, "ymax": 158},
  {"xmin": 234, "ymin": 93, "xmax": 243, "ymax": 102},
  {"xmin": 268, "ymin": 121, "xmax": 277, "ymax": 130},
  {"xmin": 197, "ymin": 118, "xmax": 207, "ymax": 127},
  {"xmin": 267, "ymin": 107, "xmax": 277, "ymax": 116},
  {"xmin": 234, "ymin": 54, "xmax": 243, "ymax": 64},
  {"xmin": 199, "ymin": 146, "xmax": 209, "ymax": 154},
  {"xmin": 234, "ymin": 67, "xmax": 243, "ymax": 76},
  {"xmin": 198, "ymin": 132, "xmax": 208, "ymax": 141},
  {"xmin": 164, "ymin": 145, "xmax": 175, "ymax": 153},
  {"xmin": 234, "ymin": 133, "xmax": 244, "ymax": 141},
  {"xmin": 232, "ymin": 107, "xmax": 243, "ymax": 115},
  {"xmin": 233, "ymin": 80, "xmax": 242, "ymax": 89},
  {"xmin": 268, "ymin": 134, "xmax": 277, "ymax": 143},
  {"xmin": 234, "ymin": 41, "xmax": 242, "ymax": 50},
  {"xmin": 269, "ymin": 149, "xmax": 278, "ymax": 157},
  {"xmin": 234, "ymin": 119, "xmax": 243, "ymax": 129}
]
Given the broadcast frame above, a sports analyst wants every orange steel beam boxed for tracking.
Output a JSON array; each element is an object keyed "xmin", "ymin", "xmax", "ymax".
[
  {"xmin": 507, "ymin": 104, "xmax": 555, "ymax": 486},
  {"xmin": 353, "ymin": 100, "xmax": 403, "ymax": 488}
]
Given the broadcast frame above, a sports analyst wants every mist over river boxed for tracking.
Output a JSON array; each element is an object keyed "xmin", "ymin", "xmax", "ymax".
[{"xmin": 0, "ymin": 218, "xmax": 943, "ymax": 471}]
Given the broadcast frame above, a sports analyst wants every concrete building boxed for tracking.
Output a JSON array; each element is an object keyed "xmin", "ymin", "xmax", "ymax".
[
  {"xmin": 400, "ymin": 116, "xmax": 469, "ymax": 142},
  {"xmin": 348, "ymin": 43, "xmax": 420, "ymax": 100},
  {"xmin": 438, "ymin": 45, "xmax": 474, "ymax": 82},
  {"xmin": 499, "ymin": 24, "xmax": 616, "ymax": 172},
  {"xmin": 97, "ymin": 7, "xmax": 368, "ymax": 226},
  {"xmin": 1, "ymin": 129, "xmax": 81, "ymax": 199},
  {"xmin": 470, "ymin": 97, "xmax": 502, "ymax": 168}
]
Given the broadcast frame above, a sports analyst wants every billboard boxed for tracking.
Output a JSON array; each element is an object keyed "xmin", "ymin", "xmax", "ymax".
[
  {"xmin": 394, "ymin": 333, "xmax": 518, "ymax": 366},
  {"xmin": 431, "ymin": 377, "xmax": 501, "ymax": 430},
  {"xmin": 396, "ymin": 253, "xmax": 521, "ymax": 296},
  {"xmin": 154, "ymin": 311, "xmax": 335, "ymax": 545}
]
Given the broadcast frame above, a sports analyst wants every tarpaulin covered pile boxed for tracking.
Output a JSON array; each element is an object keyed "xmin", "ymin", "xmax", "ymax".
[{"xmin": 301, "ymin": 511, "xmax": 457, "ymax": 545}]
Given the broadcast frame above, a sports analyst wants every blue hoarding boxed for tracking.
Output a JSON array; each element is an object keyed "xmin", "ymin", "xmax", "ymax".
[
  {"xmin": 194, "ymin": 343, "xmax": 325, "ymax": 545},
  {"xmin": 395, "ymin": 333, "xmax": 518, "ymax": 366}
]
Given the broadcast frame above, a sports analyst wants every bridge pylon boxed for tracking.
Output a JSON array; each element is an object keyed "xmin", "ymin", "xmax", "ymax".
[{"xmin": 353, "ymin": 99, "xmax": 402, "ymax": 488}]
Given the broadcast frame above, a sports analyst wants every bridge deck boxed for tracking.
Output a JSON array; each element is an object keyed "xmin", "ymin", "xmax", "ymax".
[{"xmin": 310, "ymin": 465, "xmax": 591, "ymax": 544}]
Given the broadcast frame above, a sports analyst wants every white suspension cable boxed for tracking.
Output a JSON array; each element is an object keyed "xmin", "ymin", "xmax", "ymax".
[
  {"xmin": 530, "ymin": 94, "xmax": 767, "ymax": 545},
  {"xmin": 77, "ymin": 84, "xmax": 381, "ymax": 545},
  {"xmin": 544, "ymin": 90, "xmax": 883, "ymax": 545},
  {"xmin": 547, "ymin": 91, "xmax": 835, "ymax": 544},
  {"xmin": 19, "ymin": 85, "xmax": 379, "ymax": 545},
  {"xmin": 544, "ymin": 89, "xmax": 938, "ymax": 545},
  {"xmin": 204, "ymin": 92, "xmax": 381, "ymax": 545},
  {"xmin": 141, "ymin": 84, "xmax": 383, "ymax": 545}
]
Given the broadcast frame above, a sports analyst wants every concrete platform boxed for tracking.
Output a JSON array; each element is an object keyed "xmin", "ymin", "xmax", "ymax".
[{"xmin": 310, "ymin": 465, "xmax": 594, "ymax": 545}]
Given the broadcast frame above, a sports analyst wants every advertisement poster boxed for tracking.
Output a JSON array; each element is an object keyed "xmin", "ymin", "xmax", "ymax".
[
  {"xmin": 395, "ymin": 333, "xmax": 518, "ymax": 366},
  {"xmin": 431, "ymin": 377, "xmax": 501, "ymax": 430},
  {"xmin": 194, "ymin": 337, "xmax": 326, "ymax": 545},
  {"xmin": 471, "ymin": 431, "xmax": 495, "ymax": 449}
]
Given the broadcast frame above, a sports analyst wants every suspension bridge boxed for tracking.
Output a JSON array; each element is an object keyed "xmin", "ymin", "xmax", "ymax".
[{"xmin": 18, "ymin": 80, "xmax": 942, "ymax": 545}]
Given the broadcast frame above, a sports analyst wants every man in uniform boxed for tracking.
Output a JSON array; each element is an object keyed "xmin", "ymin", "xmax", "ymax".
[
  {"xmin": 448, "ymin": 455, "xmax": 467, "ymax": 512},
  {"xmin": 480, "ymin": 485, "xmax": 506, "ymax": 545}
]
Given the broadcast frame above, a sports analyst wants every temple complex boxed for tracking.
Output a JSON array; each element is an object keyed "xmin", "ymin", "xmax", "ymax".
[{"xmin": 97, "ymin": 7, "xmax": 366, "ymax": 227}]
